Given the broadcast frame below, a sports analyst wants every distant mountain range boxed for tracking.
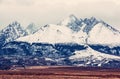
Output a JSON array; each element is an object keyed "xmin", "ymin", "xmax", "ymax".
[{"xmin": 0, "ymin": 15, "xmax": 120, "ymax": 70}]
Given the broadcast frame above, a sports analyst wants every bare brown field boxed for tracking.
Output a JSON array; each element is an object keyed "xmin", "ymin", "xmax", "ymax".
[{"xmin": 0, "ymin": 66, "xmax": 120, "ymax": 79}]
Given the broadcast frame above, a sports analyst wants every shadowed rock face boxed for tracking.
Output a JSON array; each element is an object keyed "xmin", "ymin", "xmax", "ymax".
[{"xmin": 1, "ymin": 42, "xmax": 86, "ymax": 57}]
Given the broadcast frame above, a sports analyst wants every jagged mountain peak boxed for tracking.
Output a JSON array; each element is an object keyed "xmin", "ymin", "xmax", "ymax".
[
  {"xmin": 7, "ymin": 21, "xmax": 22, "ymax": 29},
  {"xmin": 82, "ymin": 17, "xmax": 120, "ymax": 34},
  {"xmin": 11, "ymin": 21, "xmax": 20, "ymax": 25},
  {"xmin": 58, "ymin": 15, "xmax": 101, "ymax": 33},
  {"xmin": 84, "ymin": 17, "xmax": 97, "ymax": 22},
  {"xmin": 90, "ymin": 17, "xmax": 97, "ymax": 21},
  {"xmin": 68, "ymin": 14, "xmax": 78, "ymax": 20},
  {"xmin": 0, "ymin": 21, "xmax": 27, "ymax": 43},
  {"xmin": 82, "ymin": 17, "xmax": 99, "ymax": 33},
  {"xmin": 2, "ymin": 21, "xmax": 23, "ymax": 32},
  {"xmin": 58, "ymin": 14, "xmax": 82, "ymax": 32},
  {"xmin": 59, "ymin": 14, "xmax": 80, "ymax": 25}
]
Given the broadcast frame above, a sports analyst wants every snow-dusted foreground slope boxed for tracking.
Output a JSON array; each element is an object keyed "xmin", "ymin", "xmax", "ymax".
[
  {"xmin": 1, "ymin": 42, "xmax": 120, "ymax": 68},
  {"xmin": 69, "ymin": 47, "xmax": 120, "ymax": 66}
]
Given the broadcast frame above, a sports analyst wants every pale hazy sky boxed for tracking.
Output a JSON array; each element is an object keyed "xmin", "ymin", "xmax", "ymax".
[{"xmin": 0, "ymin": 0, "xmax": 120, "ymax": 30}]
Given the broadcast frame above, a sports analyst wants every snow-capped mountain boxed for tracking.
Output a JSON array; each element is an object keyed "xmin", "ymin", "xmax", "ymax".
[
  {"xmin": 0, "ymin": 21, "xmax": 27, "ymax": 46},
  {"xmin": 17, "ymin": 15, "xmax": 120, "ymax": 45},
  {"xmin": 17, "ymin": 24, "xmax": 87, "ymax": 44},
  {"xmin": 88, "ymin": 22, "xmax": 120, "ymax": 45},
  {"xmin": 0, "ymin": 15, "xmax": 120, "ymax": 69}
]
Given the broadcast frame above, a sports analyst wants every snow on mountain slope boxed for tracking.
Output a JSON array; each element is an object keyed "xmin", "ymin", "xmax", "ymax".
[
  {"xmin": 69, "ymin": 47, "xmax": 120, "ymax": 66},
  {"xmin": 88, "ymin": 22, "xmax": 120, "ymax": 45},
  {"xmin": 17, "ymin": 24, "xmax": 87, "ymax": 44},
  {"xmin": 0, "ymin": 21, "xmax": 27, "ymax": 43},
  {"xmin": 15, "ymin": 15, "xmax": 120, "ymax": 45},
  {"xmin": 70, "ymin": 47, "xmax": 120, "ymax": 60}
]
